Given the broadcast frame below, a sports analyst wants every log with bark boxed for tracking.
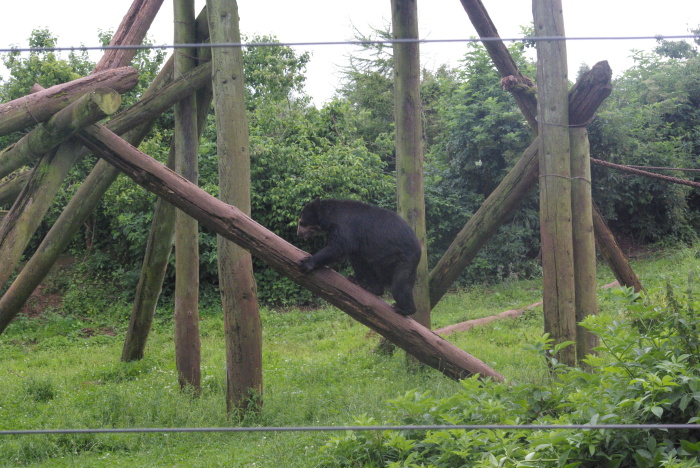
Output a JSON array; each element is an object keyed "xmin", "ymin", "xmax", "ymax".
[
  {"xmin": 74, "ymin": 123, "xmax": 505, "ymax": 383},
  {"xmin": 0, "ymin": 89, "xmax": 122, "ymax": 179},
  {"xmin": 0, "ymin": 67, "xmax": 138, "ymax": 137}
]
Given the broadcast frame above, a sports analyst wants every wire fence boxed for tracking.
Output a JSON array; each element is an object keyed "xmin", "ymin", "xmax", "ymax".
[
  {"xmin": 1, "ymin": 33, "xmax": 699, "ymax": 54},
  {"xmin": 1, "ymin": 26, "xmax": 699, "ymax": 441},
  {"xmin": 2, "ymin": 423, "xmax": 698, "ymax": 436}
]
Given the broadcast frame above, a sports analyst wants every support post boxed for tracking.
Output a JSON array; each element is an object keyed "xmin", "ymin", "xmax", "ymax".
[
  {"xmin": 533, "ymin": 0, "xmax": 577, "ymax": 366},
  {"xmin": 207, "ymin": 0, "xmax": 263, "ymax": 414},
  {"xmin": 391, "ymin": 0, "xmax": 431, "ymax": 330},
  {"xmin": 172, "ymin": 0, "xmax": 201, "ymax": 395}
]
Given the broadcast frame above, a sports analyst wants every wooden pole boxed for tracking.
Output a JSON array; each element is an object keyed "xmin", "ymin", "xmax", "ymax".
[
  {"xmin": 0, "ymin": 0, "xmax": 162, "ymax": 287},
  {"xmin": 0, "ymin": 6, "xmax": 212, "ymax": 340},
  {"xmin": 391, "ymin": 0, "xmax": 431, "ymax": 330},
  {"xmin": 76, "ymin": 123, "xmax": 505, "ymax": 382},
  {"xmin": 207, "ymin": 0, "xmax": 263, "ymax": 414},
  {"xmin": 172, "ymin": 0, "xmax": 201, "ymax": 395},
  {"xmin": 533, "ymin": 0, "xmax": 577, "ymax": 366},
  {"xmin": 570, "ymin": 126, "xmax": 599, "ymax": 361},
  {"xmin": 122, "ymin": 7, "xmax": 213, "ymax": 361}
]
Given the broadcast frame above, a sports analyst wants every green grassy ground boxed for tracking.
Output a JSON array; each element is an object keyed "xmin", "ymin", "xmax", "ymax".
[{"xmin": 0, "ymin": 244, "xmax": 697, "ymax": 467}]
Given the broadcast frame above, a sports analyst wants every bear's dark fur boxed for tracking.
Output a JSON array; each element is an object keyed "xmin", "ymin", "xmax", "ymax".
[{"xmin": 297, "ymin": 198, "xmax": 421, "ymax": 315}]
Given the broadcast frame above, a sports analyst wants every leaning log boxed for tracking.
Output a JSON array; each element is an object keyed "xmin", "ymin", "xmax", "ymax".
[
  {"xmin": 74, "ymin": 124, "xmax": 504, "ymax": 383},
  {"xmin": 0, "ymin": 89, "xmax": 122, "ymax": 179},
  {"xmin": 0, "ymin": 67, "xmax": 138, "ymax": 137},
  {"xmin": 0, "ymin": 173, "xmax": 27, "ymax": 206},
  {"xmin": 592, "ymin": 204, "xmax": 644, "ymax": 292}
]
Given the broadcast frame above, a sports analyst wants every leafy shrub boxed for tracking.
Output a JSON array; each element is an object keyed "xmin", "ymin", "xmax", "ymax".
[{"xmin": 320, "ymin": 282, "xmax": 700, "ymax": 467}]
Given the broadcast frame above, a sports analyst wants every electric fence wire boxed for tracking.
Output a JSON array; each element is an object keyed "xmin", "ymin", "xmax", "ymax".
[
  {"xmin": 1, "ymin": 423, "xmax": 698, "ymax": 436},
  {"xmin": 1, "ymin": 34, "xmax": 699, "ymax": 54}
]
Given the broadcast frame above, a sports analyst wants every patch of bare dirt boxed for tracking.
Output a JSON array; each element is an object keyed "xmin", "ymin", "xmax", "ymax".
[{"xmin": 19, "ymin": 256, "xmax": 74, "ymax": 318}]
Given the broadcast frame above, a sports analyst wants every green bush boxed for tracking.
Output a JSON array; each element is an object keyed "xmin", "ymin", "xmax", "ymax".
[{"xmin": 320, "ymin": 283, "xmax": 700, "ymax": 467}]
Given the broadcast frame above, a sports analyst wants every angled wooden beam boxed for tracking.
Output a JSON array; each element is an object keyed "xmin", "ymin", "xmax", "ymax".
[{"xmin": 73, "ymin": 123, "xmax": 505, "ymax": 383}]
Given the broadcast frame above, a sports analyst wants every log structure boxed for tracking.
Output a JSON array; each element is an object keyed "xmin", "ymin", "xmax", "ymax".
[{"xmin": 74, "ymin": 122, "xmax": 505, "ymax": 382}]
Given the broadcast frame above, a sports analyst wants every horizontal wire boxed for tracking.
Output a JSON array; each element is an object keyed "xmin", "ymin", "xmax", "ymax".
[
  {"xmin": 1, "ymin": 423, "xmax": 698, "ymax": 436},
  {"xmin": 1, "ymin": 34, "xmax": 699, "ymax": 54}
]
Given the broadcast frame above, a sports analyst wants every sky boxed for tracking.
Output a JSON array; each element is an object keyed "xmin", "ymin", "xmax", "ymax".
[{"xmin": 1, "ymin": 0, "xmax": 699, "ymax": 106}]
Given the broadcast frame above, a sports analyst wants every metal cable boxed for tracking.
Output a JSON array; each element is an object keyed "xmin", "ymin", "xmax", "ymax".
[
  {"xmin": 1, "ymin": 423, "xmax": 698, "ymax": 436},
  {"xmin": 1, "ymin": 34, "xmax": 699, "ymax": 53}
]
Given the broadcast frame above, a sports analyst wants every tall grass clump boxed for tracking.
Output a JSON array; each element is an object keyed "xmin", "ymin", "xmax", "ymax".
[{"xmin": 320, "ymin": 281, "xmax": 700, "ymax": 467}]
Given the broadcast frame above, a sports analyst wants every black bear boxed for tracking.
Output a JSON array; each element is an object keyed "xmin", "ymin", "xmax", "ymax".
[{"xmin": 297, "ymin": 198, "xmax": 421, "ymax": 316}]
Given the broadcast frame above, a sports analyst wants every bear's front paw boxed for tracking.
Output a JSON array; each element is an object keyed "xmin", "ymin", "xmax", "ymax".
[
  {"xmin": 299, "ymin": 256, "xmax": 316, "ymax": 273},
  {"xmin": 393, "ymin": 304, "xmax": 415, "ymax": 316}
]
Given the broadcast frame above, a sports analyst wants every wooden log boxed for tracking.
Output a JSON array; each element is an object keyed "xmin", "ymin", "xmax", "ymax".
[
  {"xmin": 592, "ymin": 204, "xmax": 644, "ymax": 292},
  {"xmin": 0, "ymin": 172, "xmax": 27, "ymax": 206},
  {"xmin": 458, "ymin": 0, "xmax": 538, "ymax": 132},
  {"xmin": 533, "ymin": 0, "xmax": 577, "ymax": 366},
  {"xmin": 392, "ymin": 0, "xmax": 431, "ymax": 331},
  {"xmin": 0, "ymin": 0, "xmax": 166, "ymax": 314},
  {"xmin": 0, "ymin": 89, "xmax": 122, "ymax": 179},
  {"xmin": 570, "ymin": 127, "xmax": 600, "ymax": 360},
  {"xmin": 0, "ymin": 67, "xmax": 138, "ymax": 137},
  {"xmin": 94, "ymin": 0, "xmax": 165, "ymax": 72},
  {"xmin": 172, "ymin": 0, "xmax": 201, "ymax": 395},
  {"xmin": 74, "ymin": 123, "xmax": 505, "ymax": 383},
  {"xmin": 437, "ymin": 0, "xmax": 636, "ymax": 308},
  {"xmin": 121, "ymin": 16, "xmax": 212, "ymax": 362},
  {"xmin": 207, "ymin": 0, "xmax": 263, "ymax": 413}
]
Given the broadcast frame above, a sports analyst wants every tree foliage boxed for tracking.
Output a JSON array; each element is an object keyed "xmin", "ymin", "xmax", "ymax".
[
  {"xmin": 589, "ymin": 31, "xmax": 700, "ymax": 244},
  {"xmin": 321, "ymin": 283, "xmax": 700, "ymax": 467}
]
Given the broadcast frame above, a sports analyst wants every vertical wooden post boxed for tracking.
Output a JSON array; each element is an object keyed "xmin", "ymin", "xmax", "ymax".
[
  {"xmin": 533, "ymin": 0, "xmax": 577, "ymax": 366},
  {"xmin": 570, "ymin": 127, "xmax": 599, "ymax": 361},
  {"xmin": 391, "ymin": 0, "xmax": 430, "ymax": 329},
  {"xmin": 206, "ymin": 0, "xmax": 263, "ymax": 414},
  {"xmin": 173, "ymin": 0, "xmax": 201, "ymax": 394}
]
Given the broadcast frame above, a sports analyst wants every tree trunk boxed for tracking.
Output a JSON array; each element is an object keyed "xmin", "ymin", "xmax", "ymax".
[
  {"xmin": 0, "ymin": 0, "xmax": 163, "ymax": 299},
  {"xmin": 207, "ymin": 0, "xmax": 263, "ymax": 414},
  {"xmin": 0, "ymin": 173, "xmax": 27, "ymax": 206},
  {"xmin": 121, "ymin": 91, "xmax": 213, "ymax": 362},
  {"xmin": 533, "ymin": 0, "xmax": 577, "ymax": 366},
  {"xmin": 0, "ymin": 67, "xmax": 138, "ymax": 137},
  {"xmin": 0, "ymin": 5, "xmax": 212, "ymax": 339},
  {"xmin": 434, "ymin": 1, "xmax": 638, "ymax": 311},
  {"xmin": 391, "ymin": 0, "xmax": 430, "ymax": 332},
  {"xmin": 76, "ymin": 123, "xmax": 506, "ymax": 382},
  {"xmin": 172, "ymin": 0, "xmax": 201, "ymax": 395}
]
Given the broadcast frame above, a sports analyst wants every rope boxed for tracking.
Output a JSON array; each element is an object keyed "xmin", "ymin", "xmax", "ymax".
[{"xmin": 590, "ymin": 158, "xmax": 700, "ymax": 189}]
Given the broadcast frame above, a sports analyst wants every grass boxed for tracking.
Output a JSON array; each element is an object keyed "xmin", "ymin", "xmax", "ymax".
[{"xmin": 0, "ymin": 244, "xmax": 698, "ymax": 467}]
